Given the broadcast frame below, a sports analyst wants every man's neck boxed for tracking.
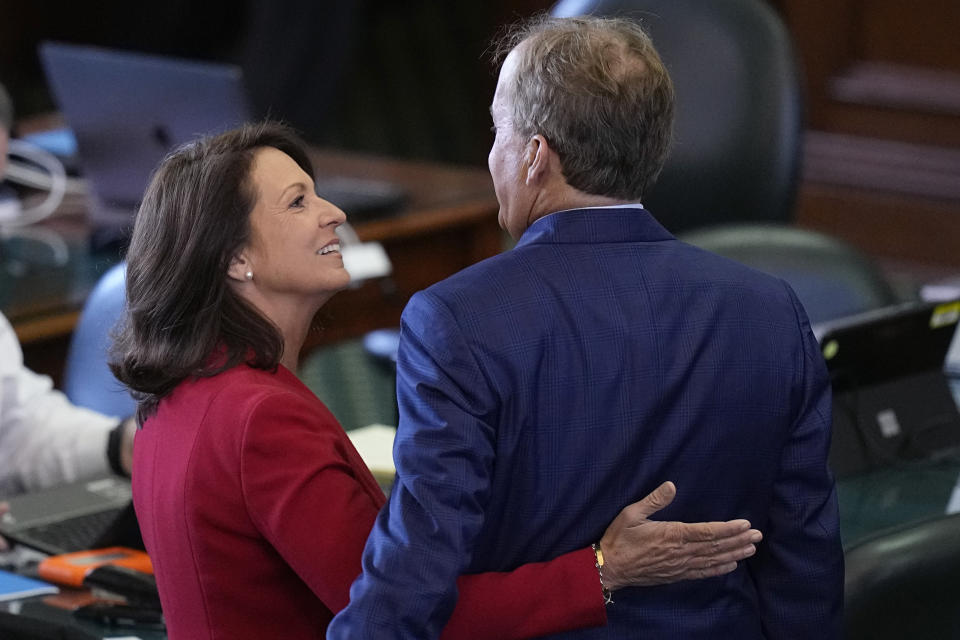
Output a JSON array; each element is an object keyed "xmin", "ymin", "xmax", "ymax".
[
  {"xmin": 528, "ymin": 188, "xmax": 634, "ymax": 229},
  {"xmin": 552, "ymin": 193, "xmax": 636, "ymax": 213}
]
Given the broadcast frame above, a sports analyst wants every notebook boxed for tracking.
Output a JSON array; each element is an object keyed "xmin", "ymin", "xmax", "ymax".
[
  {"xmin": 0, "ymin": 569, "xmax": 58, "ymax": 602},
  {"xmin": 347, "ymin": 423, "xmax": 397, "ymax": 494},
  {"xmin": 0, "ymin": 476, "xmax": 134, "ymax": 556},
  {"xmin": 816, "ymin": 300, "xmax": 960, "ymax": 477},
  {"xmin": 38, "ymin": 41, "xmax": 406, "ymax": 248}
]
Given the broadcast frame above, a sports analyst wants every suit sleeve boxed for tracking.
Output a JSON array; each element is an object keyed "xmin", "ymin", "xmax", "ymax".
[
  {"xmin": 329, "ymin": 290, "xmax": 608, "ymax": 638},
  {"xmin": 749, "ymin": 286, "xmax": 844, "ymax": 638},
  {"xmin": 242, "ymin": 376, "xmax": 608, "ymax": 638}
]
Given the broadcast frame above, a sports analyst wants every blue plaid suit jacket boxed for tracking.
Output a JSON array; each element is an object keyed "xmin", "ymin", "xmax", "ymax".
[{"xmin": 330, "ymin": 207, "xmax": 843, "ymax": 639}]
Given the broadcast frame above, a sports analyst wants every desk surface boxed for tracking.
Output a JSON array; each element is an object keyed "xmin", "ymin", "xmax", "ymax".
[
  {"xmin": 0, "ymin": 215, "xmax": 115, "ymax": 345},
  {"xmin": 838, "ymin": 456, "xmax": 960, "ymax": 548}
]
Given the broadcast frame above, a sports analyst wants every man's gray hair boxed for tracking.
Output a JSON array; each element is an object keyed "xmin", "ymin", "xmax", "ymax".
[
  {"xmin": 0, "ymin": 82, "xmax": 13, "ymax": 132},
  {"xmin": 494, "ymin": 15, "xmax": 674, "ymax": 201}
]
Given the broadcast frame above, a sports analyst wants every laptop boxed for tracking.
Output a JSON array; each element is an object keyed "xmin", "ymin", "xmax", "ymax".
[
  {"xmin": 39, "ymin": 42, "xmax": 251, "ymax": 237},
  {"xmin": 815, "ymin": 300, "xmax": 960, "ymax": 478},
  {"xmin": 38, "ymin": 41, "xmax": 406, "ymax": 249},
  {"xmin": 0, "ymin": 476, "xmax": 139, "ymax": 555}
]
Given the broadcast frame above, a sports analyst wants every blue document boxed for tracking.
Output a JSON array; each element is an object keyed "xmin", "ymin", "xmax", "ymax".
[{"xmin": 0, "ymin": 569, "xmax": 58, "ymax": 602}]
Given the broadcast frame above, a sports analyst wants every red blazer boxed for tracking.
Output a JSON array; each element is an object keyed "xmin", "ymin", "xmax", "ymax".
[{"xmin": 132, "ymin": 364, "xmax": 605, "ymax": 639}]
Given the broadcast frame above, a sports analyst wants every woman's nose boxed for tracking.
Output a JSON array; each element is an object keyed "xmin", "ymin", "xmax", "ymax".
[{"xmin": 317, "ymin": 197, "xmax": 347, "ymax": 227}]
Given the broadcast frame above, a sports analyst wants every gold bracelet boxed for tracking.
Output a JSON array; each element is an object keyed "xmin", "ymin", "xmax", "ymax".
[{"xmin": 592, "ymin": 542, "xmax": 614, "ymax": 605}]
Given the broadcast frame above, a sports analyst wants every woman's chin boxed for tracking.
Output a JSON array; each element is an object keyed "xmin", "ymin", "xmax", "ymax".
[{"xmin": 314, "ymin": 277, "xmax": 352, "ymax": 304}]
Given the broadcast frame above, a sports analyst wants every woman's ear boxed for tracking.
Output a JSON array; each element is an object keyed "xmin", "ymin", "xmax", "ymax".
[{"xmin": 226, "ymin": 253, "xmax": 251, "ymax": 283}]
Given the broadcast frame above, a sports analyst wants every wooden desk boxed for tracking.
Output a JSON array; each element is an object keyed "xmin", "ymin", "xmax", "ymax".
[{"xmin": 0, "ymin": 149, "xmax": 501, "ymax": 381}]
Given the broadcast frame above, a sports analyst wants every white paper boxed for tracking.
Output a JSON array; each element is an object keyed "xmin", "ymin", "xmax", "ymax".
[{"xmin": 347, "ymin": 424, "xmax": 397, "ymax": 475}]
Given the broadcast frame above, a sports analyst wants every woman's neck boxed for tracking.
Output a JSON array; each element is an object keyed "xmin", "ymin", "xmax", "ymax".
[
  {"xmin": 275, "ymin": 311, "xmax": 313, "ymax": 371},
  {"xmin": 279, "ymin": 343, "xmax": 301, "ymax": 371},
  {"xmin": 252, "ymin": 297, "xmax": 319, "ymax": 372},
  {"xmin": 234, "ymin": 288, "xmax": 331, "ymax": 373}
]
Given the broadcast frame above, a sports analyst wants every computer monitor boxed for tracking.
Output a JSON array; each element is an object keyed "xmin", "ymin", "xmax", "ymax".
[
  {"xmin": 816, "ymin": 300, "xmax": 960, "ymax": 477},
  {"xmin": 39, "ymin": 41, "xmax": 251, "ymax": 246}
]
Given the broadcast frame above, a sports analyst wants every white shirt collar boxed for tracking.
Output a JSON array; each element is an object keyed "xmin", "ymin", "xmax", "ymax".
[{"xmin": 551, "ymin": 202, "xmax": 644, "ymax": 215}]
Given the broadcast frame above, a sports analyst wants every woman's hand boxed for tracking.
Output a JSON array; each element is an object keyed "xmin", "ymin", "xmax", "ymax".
[{"xmin": 598, "ymin": 481, "xmax": 762, "ymax": 590}]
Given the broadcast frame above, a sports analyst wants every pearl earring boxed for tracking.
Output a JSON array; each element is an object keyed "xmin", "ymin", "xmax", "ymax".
[{"xmin": 245, "ymin": 271, "xmax": 253, "ymax": 281}]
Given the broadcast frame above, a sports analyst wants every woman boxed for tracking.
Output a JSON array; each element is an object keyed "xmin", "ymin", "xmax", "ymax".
[{"xmin": 111, "ymin": 122, "xmax": 759, "ymax": 639}]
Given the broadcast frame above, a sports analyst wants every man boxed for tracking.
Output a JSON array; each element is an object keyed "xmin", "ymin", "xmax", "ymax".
[
  {"xmin": 0, "ymin": 82, "xmax": 134, "ymax": 549},
  {"xmin": 332, "ymin": 16, "xmax": 842, "ymax": 638}
]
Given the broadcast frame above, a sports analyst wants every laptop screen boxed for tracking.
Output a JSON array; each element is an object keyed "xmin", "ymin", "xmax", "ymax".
[
  {"xmin": 817, "ymin": 300, "xmax": 960, "ymax": 392},
  {"xmin": 816, "ymin": 301, "xmax": 960, "ymax": 477},
  {"xmin": 39, "ymin": 41, "xmax": 251, "ymax": 229}
]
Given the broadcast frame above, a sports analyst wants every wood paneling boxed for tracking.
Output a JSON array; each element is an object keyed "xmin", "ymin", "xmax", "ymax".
[
  {"xmin": 773, "ymin": 0, "xmax": 960, "ymax": 145},
  {"xmin": 771, "ymin": 0, "xmax": 960, "ymax": 273},
  {"xmin": 856, "ymin": 0, "xmax": 960, "ymax": 71}
]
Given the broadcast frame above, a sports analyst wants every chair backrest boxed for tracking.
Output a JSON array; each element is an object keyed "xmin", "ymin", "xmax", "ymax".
[
  {"xmin": 844, "ymin": 513, "xmax": 960, "ymax": 639},
  {"xmin": 680, "ymin": 224, "xmax": 902, "ymax": 325},
  {"xmin": 62, "ymin": 262, "xmax": 135, "ymax": 418},
  {"xmin": 551, "ymin": 0, "xmax": 803, "ymax": 233}
]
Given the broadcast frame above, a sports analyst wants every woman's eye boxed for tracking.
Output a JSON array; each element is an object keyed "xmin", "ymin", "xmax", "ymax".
[{"xmin": 290, "ymin": 195, "xmax": 305, "ymax": 208}]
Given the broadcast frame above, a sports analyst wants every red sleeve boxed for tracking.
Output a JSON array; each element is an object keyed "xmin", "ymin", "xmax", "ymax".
[
  {"xmin": 443, "ymin": 547, "xmax": 607, "ymax": 639},
  {"xmin": 240, "ymin": 391, "xmax": 384, "ymax": 614},
  {"xmin": 240, "ymin": 391, "xmax": 607, "ymax": 636}
]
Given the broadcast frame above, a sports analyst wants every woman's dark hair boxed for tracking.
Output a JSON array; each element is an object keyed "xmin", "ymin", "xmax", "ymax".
[{"xmin": 110, "ymin": 121, "xmax": 314, "ymax": 421}]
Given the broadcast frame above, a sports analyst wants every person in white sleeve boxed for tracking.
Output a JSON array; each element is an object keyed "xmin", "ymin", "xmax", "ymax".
[
  {"xmin": 0, "ymin": 312, "xmax": 133, "ymax": 498},
  {"xmin": 0, "ymin": 82, "xmax": 134, "ymax": 550}
]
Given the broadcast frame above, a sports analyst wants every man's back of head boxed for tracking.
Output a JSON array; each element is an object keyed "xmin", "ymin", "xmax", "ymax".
[{"xmin": 494, "ymin": 16, "xmax": 675, "ymax": 203}]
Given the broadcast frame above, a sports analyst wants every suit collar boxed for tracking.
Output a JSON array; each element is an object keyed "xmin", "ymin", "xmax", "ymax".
[{"xmin": 515, "ymin": 206, "xmax": 675, "ymax": 248}]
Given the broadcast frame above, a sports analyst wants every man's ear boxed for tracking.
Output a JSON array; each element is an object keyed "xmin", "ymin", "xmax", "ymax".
[
  {"xmin": 525, "ymin": 134, "xmax": 554, "ymax": 186},
  {"xmin": 226, "ymin": 252, "xmax": 251, "ymax": 283}
]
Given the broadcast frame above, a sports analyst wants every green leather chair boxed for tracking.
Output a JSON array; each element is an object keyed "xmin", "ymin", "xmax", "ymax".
[
  {"xmin": 844, "ymin": 512, "xmax": 960, "ymax": 639},
  {"xmin": 680, "ymin": 224, "xmax": 902, "ymax": 325}
]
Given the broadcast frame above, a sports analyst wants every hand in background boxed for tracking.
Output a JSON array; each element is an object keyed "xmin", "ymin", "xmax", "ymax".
[{"xmin": 599, "ymin": 481, "xmax": 762, "ymax": 590}]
